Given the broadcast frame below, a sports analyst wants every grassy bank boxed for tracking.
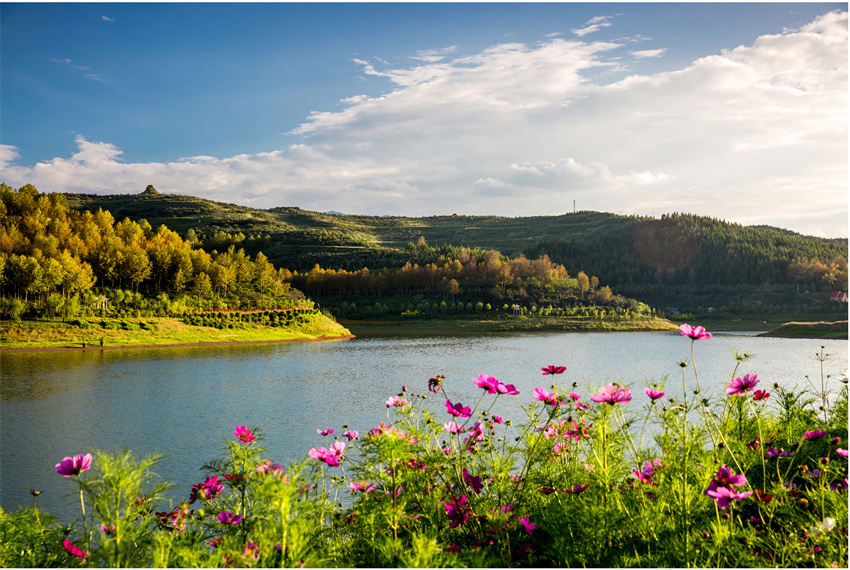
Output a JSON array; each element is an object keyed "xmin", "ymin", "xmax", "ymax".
[
  {"xmin": 758, "ymin": 320, "xmax": 848, "ymax": 339},
  {"xmin": 0, "ymin": 314, "xmax": 351, "ymax": 350},
  {"xmin": 342, "ymin": 315, "xmax": 677, "ymax": 334}
]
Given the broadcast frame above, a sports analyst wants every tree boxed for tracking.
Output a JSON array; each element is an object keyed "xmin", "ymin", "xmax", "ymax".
[{"xmin": 576, "ymin": 271, "xmax": 590, "ymax": 297}]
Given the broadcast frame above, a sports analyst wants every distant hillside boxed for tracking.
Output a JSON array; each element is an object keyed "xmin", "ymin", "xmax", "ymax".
[{"xmin": 61, "ymin": 189, "xmax": 848, "ymax": 316}]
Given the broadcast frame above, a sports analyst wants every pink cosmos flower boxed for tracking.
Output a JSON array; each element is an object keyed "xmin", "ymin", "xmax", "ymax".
[
  {"xmin": 520, "ymin": 516, "xmax": 536, "ymax": 535},
  {"xmin": 542, "ymin": 365, "xmax": 567, "ymax": 375},
  {"xmin": 101, "ymin": 524, "xmax": 116, "ymax": 534},
  {"xmin": 837, "ymin": 448, "xmax": 848, "ymax": 458},
  {"xmin": 349, "ymin": 481, "xmax": 376, "ymax": 493},
  {"xmin": 63, "ymin": 539, "xmax": 88, "ymax": 563},
  {"xmin": 463, "ymin": 469, "xmax": 484, "ymax": 494},
  {"xmin": 428, "ymin": 375, "xmax": 445, "ymax": 393},
  {"xmin": 492, "ymin": 414, "xmax": 504, "ymax": 424},
  {"xmin": 562, "ymin": 483, "xmax": 589, "ymax": 495},
  {"xmin": 217, "ymin": 511, "xmax": 244, "ymax": 524},
  {"xmin": 55, "ymin": 454, "xmax": 93, "ymax": 477},
  {"xmin": 473, "ymin": 373, "xmax": 500, "ymax": 393},
  {"xmin": 725, "ymin": 374, "xmax": 759, "ymax": 396},
  {"xmin": 679, "ymin": 323, "xmax": 712, "ymax": 340},
  {"xmin": 256, "ymin": 462, "xmax": 286, "ymax": 477},
  {"xmin": 804, "ymin": 430, "xmax": 828, "ymax": 441},
  {"xmin": 591, "ymin": 383, "xmax": 632, "ymax": 405},
  {"xmin": 645, "ymin": 388, "xmax": 665, "ymax": 400},
  {"xmin": 705, "ymin": 484, "xmax": 752, "ymax": 509},
  {"xmin": 569, "ymin": 392, "xmax": 581, "ymax": 400},
  {"xmin": 308, "ymin": 442, "xmax": 346, "ymax": 467},
  {"xmin": 446, "ymin": 399, "xmax": 472, "ymax": 418},
  {"xmin": 443, "ymin": 421, "xmax": 466, "ymax": 434},
  {"xmin": 317, "ymin": 428, "xmax": 335, "ymax": 436},
  {"xmin": 234, "ymin": 426, "xmax": 256, "ymax": 444},
  {"xmin": 575, "ymin": 401, "xmax": 589, "ymax": 411},
  {"xmin": 344, "ymin": 430, "xmax": 359, "ymax": 440},
  {"xmin": 385, "ymin": 395, "xmax": 410, "ymax": 408},
  {"xmin": 752, "ymin": 390, "xmax": 770, "ymax": 401},
  {"xmin": 533, "ymin": 387, "xmax": 564, "ymax": 406},
  {"xmin": 472, "ymin": 373, "xmax": 519, "ymax": 395}
]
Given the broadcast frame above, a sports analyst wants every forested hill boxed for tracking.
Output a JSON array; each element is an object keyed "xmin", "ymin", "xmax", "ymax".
[{"xmin": 46, "ymin": 185, "xmax": 850, "ymax": 314}]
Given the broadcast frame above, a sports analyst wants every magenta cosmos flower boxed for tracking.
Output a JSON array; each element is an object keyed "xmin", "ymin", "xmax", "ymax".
[
  {"xmin": 804, "ymin": 430, "xmax": 828, "ymax": 441},
  {"xmin": 519, "ymin": 516, "xmax": 536, "ymax": 535},
  {"xmin": 542, "ymin": 365, "xmax": 567, "ymax": 375},
  {"xmin": 349, "ymin": 481, "xmax": 376, "ymax": 493},
  {"xmin": 644, "ymin": 388, "xmax": 665, "ymax": 400},
  {"xmin": 725, "ymin": 374, "xmax": 759, "ymax": 396},
  {"xmin": 446, "ymin": 399, "xmax": 472, "ymax": 418},
  {"xmin": 463, "ymin": 469, "xmax": 484, "ymax": 495},
  {"xmin": 752, "ymin": 390, "xmax": 770, "ymax": 401},
  {"xmin": 234, "ymin": 426, "xmax": 256, "ymax": 443},
  {"xmin": 189, "ymin": 475, "xmax": 224, "ymax": 504},
  {"xmin": 216, "ymin": 511, "xmax": 244, "ymax": 524},
  {"xmin": 56, "ymin": 454, "xmax": 93, "ymax": 477},
  {"xmin": 704, "ymin": 465, "xmax": 752, "ymax": 509},
  {"xmin": 317, "ymin": 428, "xmax": 335, "ymax": 436},
  {"xmin": 591, "ymin": 384, "xmax": 632, "ymax": 406},
  {"xmin": 679, "ymin": 323, "xmax": 712, "ymax": 340},
  {"xmin": 63, "ymin": 539, "xmax": 88, "ymax": 563},
  {"xmin": 344, "ymin": 430, "xmax": 358, "ymax": 440},
  {"xmin": 444, "ymin": 495, "xmax": 472, "ymax": 528}
]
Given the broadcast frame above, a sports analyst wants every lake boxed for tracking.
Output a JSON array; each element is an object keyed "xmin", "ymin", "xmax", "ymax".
[{"xmin": 1, "ymin": 330, "xmax": 846, "ymax": 519}]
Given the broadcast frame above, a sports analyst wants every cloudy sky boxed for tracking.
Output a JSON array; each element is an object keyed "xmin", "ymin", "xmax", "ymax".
[{"xmin": 1, "ymin": 2, "xmax": 847, "ymax": 237}]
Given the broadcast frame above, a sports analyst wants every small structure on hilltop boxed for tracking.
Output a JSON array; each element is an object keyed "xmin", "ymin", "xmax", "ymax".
[
  {"xmin": 141, "ymin": 184, "xmax": 160, "ymax": 195},
  {"xmin": 830, "ymin": 291, "xmax": 848, "ymax": 302}
]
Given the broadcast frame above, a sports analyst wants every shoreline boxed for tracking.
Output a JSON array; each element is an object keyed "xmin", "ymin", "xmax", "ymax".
[{"xmin": 0, "ymin": 334, "xmax": 356, "ymax": 353}]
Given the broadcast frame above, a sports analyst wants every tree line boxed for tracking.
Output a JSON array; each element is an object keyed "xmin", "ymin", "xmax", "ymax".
[{"xmin": 0, "ymin": 184, "xmax": 300, "ymax": 316}]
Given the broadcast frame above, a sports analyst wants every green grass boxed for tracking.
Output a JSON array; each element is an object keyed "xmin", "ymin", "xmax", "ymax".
[
  {"xmin": 0, "ymin": 315, "xmax": 351, "ymax": 349},
  {"xmin": 759, "ymin": 320, "xmax": 848, "ymax": 339}
]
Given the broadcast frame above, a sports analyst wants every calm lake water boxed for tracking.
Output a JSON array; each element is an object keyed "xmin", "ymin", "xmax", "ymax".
[{"xmin": 1, "ymin": 330, "xmax": 847, "ymax": 519}]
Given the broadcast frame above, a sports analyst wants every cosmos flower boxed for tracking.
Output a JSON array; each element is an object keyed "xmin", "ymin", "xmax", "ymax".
[
  {"xmin": 55, "ymin": 454, "xmax": 92, "ymax": 477},
  {"xmin": 725, "ymin": 374, "xmax": 759, "ymax": 396},
  {"xmin": 446, "ymin": 399, "xmax": 472, "ymax": 418},
  {"xmin": 644, "ymin": 388, "xmax": 665, "ymax": 400},
  {"xmin": 428, "ymin": 375, "xmax": 445, "ymax": 393},
  {"xmin": 679, "ymin": 323, "xmax": 712, "ymax": 340},
  {"xmin": 591, "ymin": 383, "xmax": 632, "ymax": 405},
  {"xmin": 541, "ymin": 365, "xmax": 567, "ymax": 375},
  {"xmin": 234, "ymin": 426, "xmax": 256, "ymax": 444},
  {"xmin": 385, "ymin": 395, "xmax": 410, "ymax": 408},
  {"xmin": 216, "ymin": 512, "xmax": 244, "ymax": 524},
  {"xmin": 63, "ymin": 539, "xmax": 88, "ymax": 563}
]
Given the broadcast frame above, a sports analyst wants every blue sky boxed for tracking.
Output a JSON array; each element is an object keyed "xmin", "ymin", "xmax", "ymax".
[{"xmin": 1, "ymin": 2, "xmax": 847, "ymax": 238}]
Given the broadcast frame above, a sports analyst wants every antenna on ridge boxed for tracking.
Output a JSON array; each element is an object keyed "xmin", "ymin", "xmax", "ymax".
[{"xmin": 573, "ymin": 200, "xmax": 576, "ymax": 213}]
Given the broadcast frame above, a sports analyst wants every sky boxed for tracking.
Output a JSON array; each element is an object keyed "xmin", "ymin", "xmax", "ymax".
[{"xmin": 1, "ymin": 2, "xmax": 847, "ymax": 238}]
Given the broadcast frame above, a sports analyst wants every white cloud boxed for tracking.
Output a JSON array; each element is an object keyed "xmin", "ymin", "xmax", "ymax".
[
  {"xmin": 572, "ymin": 15, "xmax": 615, "ymax": 37},
  {"xmin": 102, "ymin": 15, "xmax": 114, "ymax": 23},
  {"xmin": 3, "ymin": 11, "xmax": 847, "ymax": 237},
  {"xmin": 631, "ymin": 48, "xmax": 667, "ymax": 59}
]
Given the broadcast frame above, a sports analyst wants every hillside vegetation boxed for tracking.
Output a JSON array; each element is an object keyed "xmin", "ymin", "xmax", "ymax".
[
  {"xmin": 59, "ymin": 186, "xmax": 848, "ymax": 322},
  {"xmin": 2, "ymin": 184, "xmax": 669, "ymax": 333}
]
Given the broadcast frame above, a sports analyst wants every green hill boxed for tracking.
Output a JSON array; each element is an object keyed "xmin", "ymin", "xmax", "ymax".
[{"xmin": 60, "ymin": 188, "xmax": 849, "ymax": 319}]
